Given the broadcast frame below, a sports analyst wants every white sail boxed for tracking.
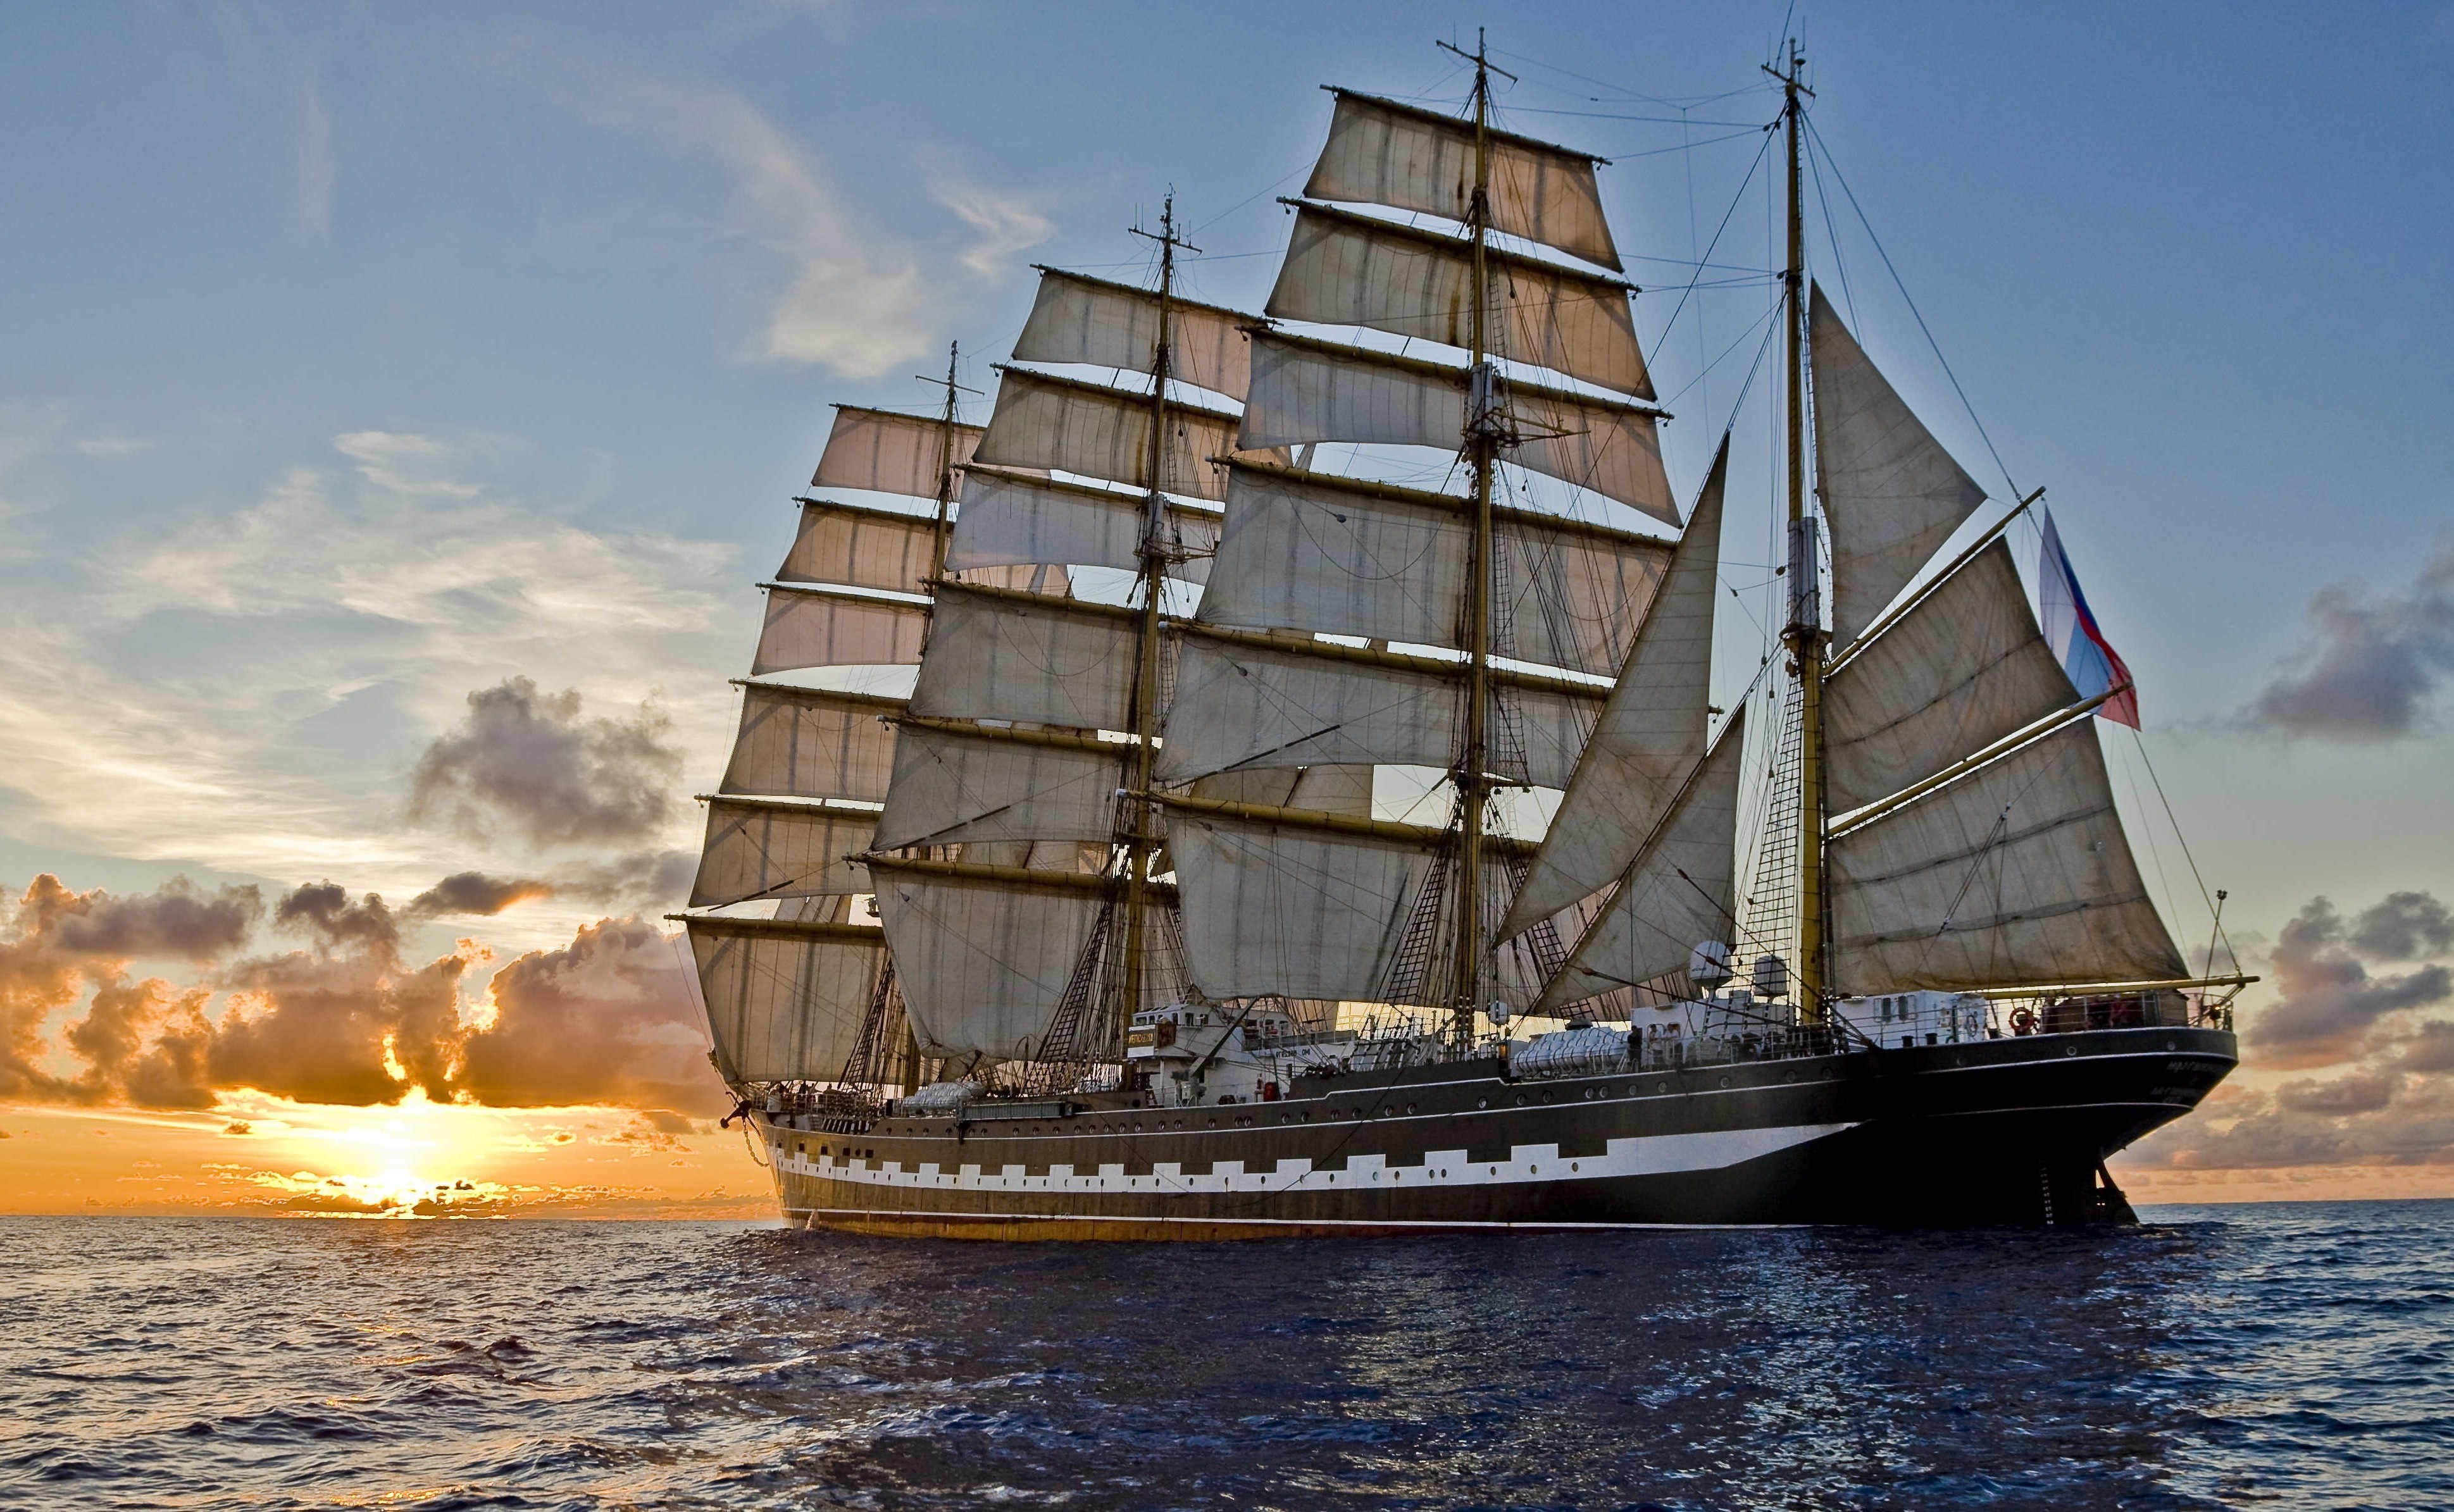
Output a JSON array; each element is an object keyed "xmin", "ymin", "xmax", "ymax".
[
  {"xmin": 1535, "ymin": 709, "xmax": 1747, "ymax": 1015},
  {"xmin": 1304, "ymin": 89, "xmax": 1621, "ymax": 271},
  {"xmin": 751, "ymin": 585, "xmax": 928, "ymax": 676},
  {"xmin": 809, "ymin": 405, "xmax": 981, "ymax": 499},
  {"xmin": 1199, "ymin": 462, "xmax": 1667, "ymax": 677},
  {"xmin": 687, "ymin": 917, "xmax": 883, "ymax": 1084},
  {"xmin": 1809, "ymin": 286, "xmax": 1989, "ymax": 647},
  {"xmin": 873, "ymin": 722, "xmax": 1124, "ymax": 850},
  {"xmin": 1011, "ymin": 268, "xmax": 1258, "ymax": 402},
  {"xmin": 1824, "ymin": 539, "xmax": 2079, "ymax": 814},
  {"xmin": 947, "ymin": 465, "xmax": 1218, "ymax": 585},
  {"xmin": 1158, "ymin": 630, "xmax": 1600, "ymax": 788},
  {"xmin": 778, "ymin": 498, "xmax": 938, "ymax": 595},
  {"xmin": 971, "ymin": 366, "xmax": 1247, "ymax": 500},
  {"xmin": 1502, "ymin": 442, "xmax": 1726, "ymax": 937},
  {"xmin": 1164, "ymin": 809, "xmax": 1439, "ymax": 1001},
  {"xmin": 1190, "ymin": 764, "xmax": 1375, "ymax": 819},
  {"xmin": 907, "ymin": 583, "xmax": 1150, "ymax": 732},
  {"xmin": 1241, "ymin": 333, "xmax": 1677, "ymax": 524},
  {"xmin": 718, "ymin": 685, "xmax": 902, "ymax": 804},
  {"xmin": 869, "ymin": 860, "xmax": 1111, "ymax": 1062},
  {"xmin": 689, "ymin": 798, "xmax": 876, "ymax": 908},
  {"xmin": 1827, "ymin": 722, "xmax": 2188, "ymax": 993},
  {"xmin": 1268, "ymin": 202, "xmax": 1649, "ymax": 397}
]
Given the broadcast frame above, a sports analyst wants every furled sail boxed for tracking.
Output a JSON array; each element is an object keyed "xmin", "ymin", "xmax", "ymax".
[
  {"xmin": 1240, "ymin": 332, "xmax": 1676, "ymax": 524},
  {"xmin": 718, "ymin": 685, "xmax": 902, "ymax": 804},
  {"xmin": 1267, "ymin": 202, "xmax": 1650, "ymax": 397},
  {"xmin": 1011, "ymin": 268, "xmax": 1259, "ymax": 402},
  {"xmin": 907, "ymin": 582, "xmax": 1156, "ymax": 732},
  {"xmin": 947, "ymin": 466, "xmax": 1219, "ymax": 585},
  {"xmin": 1199, "ymin": 462, "xmax": 1667, "ymax": 677},
  {"xmin": 751, "ymin": 585, "xmax": 928, "ymax": 676},
  {"xmin": 1826, "ymin": 722, "xmax": 2188, "ymax": 993},
  {"xmin": 1535, "ymin": 709, "xmax": 1747, "ymax": 1014},
  {"xmin": 873, "ymin": 721, "xmax": 1124, "ymax": 850},
  {"xmin": 689, "ymin": 798, "xmax": 876, "ymax": 908},
  {"xmin": 809, "ymin": 405, "xmax": 983, "ymax": 499},
  {"xmin": 1824, "ymin": 539, "xmax": 2079, "ymax": 814},
  {"xmin": 1304, "ymin": 89, "xmax": 1622, "ymax": 271},
  {"xmin": 1159, "ymin": 629, "xmax": 1603, "ymax": 789},
  {"xmin": 1809, "ymin": 285, "xmax": 1989, "ymax": 647},
  {"xmin": 869, "ymin": 858, "xmax": 1114, "ymax": 1062},
  {"xmin": 971, "ymin": 366, "xmax": 1247, "ymax": 500},
  {"xmin": 1502, "ymin": 440, "xmax": 1726, "ymax": 936},
  {"xmin": 687, "ymin": 916, "xmax": 884, "ymax": 1084}
]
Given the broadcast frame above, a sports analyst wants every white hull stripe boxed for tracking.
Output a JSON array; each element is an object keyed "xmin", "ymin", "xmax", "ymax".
[{"xmin": 773, "ymin": 1120, "xmax": 1858, "ymax": 1198}]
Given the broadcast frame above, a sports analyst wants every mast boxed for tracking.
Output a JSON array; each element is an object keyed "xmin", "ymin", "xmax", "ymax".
[
  {"xmin": 1439, "ymin": 30, "xmax": 1515, "ymax": 1053},
  {"xmin": 1119, "ymin": 195, "xmax": 1190, "ymax": 1031},
  {"xmin": 928, "ymin": 342, "xmax": 962, "ymax": 585},
  {"xmin": 1772, "ymin": 41, "xmax": 1829, "ymax": 1024}
]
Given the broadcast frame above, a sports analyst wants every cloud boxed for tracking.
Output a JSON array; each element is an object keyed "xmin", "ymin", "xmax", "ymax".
[
  {"xmin": 556, "ymin": 849, "xmax": 695, "ymax": 911},
  {"xmin": 17, "ymin": 874, "xmax": 264, "ymax": 960},
  {"xmin": 2245, "ymin": 536, "xmax": 2454, "ymax": 741},
  {"xmin": 408, "ymin": 678, "xmax": 683, "ymax": 850},
  {"xmin": 2131, "ymin": 889, "xmax": 2454, "ymax": 1172},
  {"xmin": 205, "ymin": 0, "xmax": 337, "ymax": 235},
  {"xmin": 490, "ymin": 43, "xmax": 1045, "ymax": 376},
  {"xmin": 409, "ymin": 872, "xmax": 557, "ymax": 917},
  {"xmin": 4, "ymin": 872, "xmax": 720, "ymax": 1117},
  {"xmin": 2245, "ymin": 895, "xmax": 2454, "ymax": 1067},
  {"xmin": 457, "ymin": 917, "xmax": 723, "ymax": 1115}
]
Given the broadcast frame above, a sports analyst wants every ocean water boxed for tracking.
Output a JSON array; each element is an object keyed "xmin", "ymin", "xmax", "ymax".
[{"xmin": 3, "ymin": 1204, "xmax": 2449, "ymax": 1511}]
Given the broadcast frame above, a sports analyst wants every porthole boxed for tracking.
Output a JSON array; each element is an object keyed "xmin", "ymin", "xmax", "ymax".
[
  {"xmin": 2065, "ymin": 1045, "xmax": 2080, "ymax": 1058},
  {"xmin": 1406, "ymin": 1103, "xmax": 1417, "ymax": 1115},
  {"xmin": 1718, "ymin": 1076, "xmax": 1731, "ymax": 1088},
  {"xmin": 1477, "ymin": 1099, "xmax": 1488, "ymax": 1110},
  {"xmin": 1514, "ymin": 1095, "xmax": 1528, "ymax": 1106},
  {"xmin": 1541, "ymin": 1091, "xmax": 1555, "ymax": 1105}
]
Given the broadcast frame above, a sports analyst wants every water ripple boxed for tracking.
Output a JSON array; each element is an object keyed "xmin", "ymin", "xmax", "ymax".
[{"xmin": 3, "ymin": 1203, "xmax": 2450, "ymax": 1509}]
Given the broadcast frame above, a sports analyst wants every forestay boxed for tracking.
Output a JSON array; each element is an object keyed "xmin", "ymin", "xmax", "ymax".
[
  {"xmin": 1268, "ymin": 203, "xmax": 1649, "ymax": 397},
  {"xmin": 1827, "ymin": 722, "xmax": 2188, "ymax": 993},
  {"xmin": 1241, "ymin": 333, "xmax": 1677, "ymax": 524},
  {"xmin": 1809, "ymin": 286, "xmax": 1989, "ymax": 647},
  {"xmin": 872, "ymin": 722, "xmax": 1125, "ymax": 850},
  {"xmin": 907, "ymin": 583, "xmax": 1154, "ymax": 732},
  {"xmin": 947, "ymin": 466, "xmax": 1218, "ymax": 585},
  {"xmin": 1535, "ymin": 709, "xmax": 1746, "ymax": 1014},
  {"xmin": 1824, "ymin": 540, "xmax": 2079, "ymax": 814},
  {"xmin": 1503, "ymin": 442, "xmax": 1724, "ymax": 936},
  {"xmin": 751, "ymin": 586, "xmax": 928, "ymax": 676},
  {"xmin": 687, "ymin": 917, "xmax": 883, "ymax": 1084},
  {"xmin": 1304, "ymin": 89, "xmax": 1621, "ymax": 271},
  {"xmin": 1011, "ymin": 268, "xmax": 1258, "ymax": 402},
  {"xmin": 871, "ymin": 861, "xmax": 1111, "ymax": 1062},
  {"xmin": 689, "ymin": 798, "xmax": 876, "ymax": 908},
  {"xmin": 1158, "ymin": 630, "xmax": 1600, "ymax": 789},
  {"xmin": 1199, "ymin": 462, "xmax": 1666, "ymax": 678},
  {"xmin": 809, "ymin": 406, "xmax": 983, "ymax": 499},
  {"xmin": 718, "ymin": 685, "xmax": 902, "ymax": 804},
  {"xmin": 971, "ymin": 367, "xmax": 1247, "ymax": 500}
]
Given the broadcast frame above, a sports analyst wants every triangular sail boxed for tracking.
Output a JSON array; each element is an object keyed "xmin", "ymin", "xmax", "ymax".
[
  {"xmin": 1809, "ymin": 284, "xmax": 1988, "ymax": 647},
  {"xmin": 1502, "ymin": 438, "xmax": 1726, "ymax": 938},
  {"xmin": 1535, "ymin": 708, "xmax": 1747, "ymax": 1015}
]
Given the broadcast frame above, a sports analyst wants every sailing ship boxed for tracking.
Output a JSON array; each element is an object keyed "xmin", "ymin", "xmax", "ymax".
[{"xmin": 676, "ymin": 41, "xmax": 2245, "ymax": 1234}]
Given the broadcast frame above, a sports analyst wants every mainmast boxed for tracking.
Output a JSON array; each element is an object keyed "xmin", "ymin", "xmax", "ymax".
[
  {"xmin": 1119, "ymin": 195, "xmax": 1192, "ymax": 1029},
  {"xmin": 1771, "ymin": 42, "xmax": 1829, "ymax": 1023},
  {"xmin": 1441, "ymin": 30, "xmax": 1516, "ymax": 1053}
]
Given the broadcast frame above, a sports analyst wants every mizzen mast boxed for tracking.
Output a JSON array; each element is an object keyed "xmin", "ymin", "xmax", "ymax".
[{"xmin": 1771, "ymin": 42, "xmax": 1831, "ymax": 1024}]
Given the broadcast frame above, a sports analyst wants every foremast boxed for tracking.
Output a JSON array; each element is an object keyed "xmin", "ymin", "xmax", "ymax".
[{"xmin": 1445, "ymin": 31, "xmax": 1510, "ymax": 1053}]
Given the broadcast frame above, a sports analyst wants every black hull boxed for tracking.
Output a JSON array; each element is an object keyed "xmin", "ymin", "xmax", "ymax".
[{"xmin": 753, "ymin": 1026, "xmax": 2235, "ymax": 1238}]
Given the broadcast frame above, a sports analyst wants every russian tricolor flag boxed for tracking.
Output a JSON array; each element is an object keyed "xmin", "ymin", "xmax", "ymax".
[{"xmin": 2038, "ymin": 506, "xmax": 2139, "ymax": 728}]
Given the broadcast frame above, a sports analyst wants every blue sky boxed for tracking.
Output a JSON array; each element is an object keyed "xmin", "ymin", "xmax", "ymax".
[{"xmin": 4, "ymin": 3, "xmax": 2453, "ymax": 1187}]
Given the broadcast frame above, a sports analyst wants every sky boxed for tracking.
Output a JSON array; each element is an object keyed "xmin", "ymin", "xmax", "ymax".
[{"xmin": 3, "ymin": 1, "xmax": 2452, "ymax": 1215}]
